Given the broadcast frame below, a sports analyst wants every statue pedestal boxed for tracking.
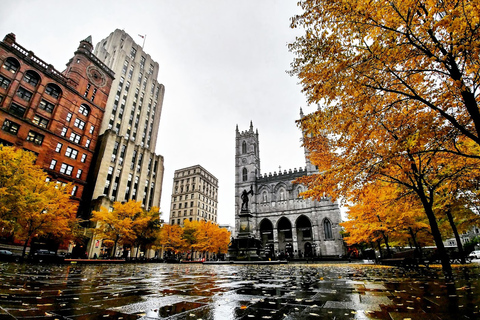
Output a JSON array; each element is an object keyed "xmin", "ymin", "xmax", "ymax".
[{"xmin": 228, "ymin": 209, "xmax": 265, "ymax": 261}]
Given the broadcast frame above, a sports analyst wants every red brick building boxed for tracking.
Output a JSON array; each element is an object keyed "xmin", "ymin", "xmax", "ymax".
[{"xmin": 0, "ymin": 33, "xmax": 114, "ymax": 214}]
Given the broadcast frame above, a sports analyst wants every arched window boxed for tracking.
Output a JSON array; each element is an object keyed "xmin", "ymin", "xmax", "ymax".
[
  {"xmin": 79, "ymin": 104, "xmax": 90, "ymax": 116},
  {"xmin": 242, "ymin": 141, "xmax": 247, "ymax": 154},
  {"xmin": 242, "ymin": 167, "xmax": 247, "ymax": 181},
  {"xmin": 253, "ymin": 143, "xmax": 257, "ymax": 155},
  {"xmin": 262, "ymin": 191, "xmax": 268, "ymax": 202},
  {"xmin": 23, "ymin": 70, "xmax": 40, "ymax": 87},
  {"xmin": 280, "ymin": 189, "xmax": 285, "ymax": 201},
  {"xmin": 3, "ymin": 57, "xmax": 20, "ymax": 73},
  {"xmin": 45, "ymin": 83, "xmax": 62, "ymax": 99},
  {"xmin": 296, "ymin": 186, "xmax": 304, "ymax": 198},
  {"xmin": 324, "ymin": 219, "xmax": 333, "ymax": 240}
]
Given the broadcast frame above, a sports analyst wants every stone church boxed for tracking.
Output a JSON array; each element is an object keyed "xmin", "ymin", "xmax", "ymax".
[{"xmin": 234, "ymin": 119, "xmax": 345, "ymax": 259}]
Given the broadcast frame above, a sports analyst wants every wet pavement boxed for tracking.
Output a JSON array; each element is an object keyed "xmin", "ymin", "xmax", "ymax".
[{"xmin": 0, "ymin": 261, "xmax": 479, "ymax": 320}]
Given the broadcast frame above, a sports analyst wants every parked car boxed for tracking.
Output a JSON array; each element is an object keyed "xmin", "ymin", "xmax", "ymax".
[
  {"xmin": 468, "ymin": 250, "xmax": 480, "ymax": 259},
  {"xmin": 0, "ymin": 249, "xmax": 20, "ymax": 262},
  {"xmin": 32, "ymin": 249, "xmax": 59, "ymax": 262}
]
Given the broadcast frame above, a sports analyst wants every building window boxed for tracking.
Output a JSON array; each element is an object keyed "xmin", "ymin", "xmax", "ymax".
[
  {"xmin": 71, "ymin": 185, "xmax": 78, "ymax": 196},
  {"xmin": 148, "ymin": 63, "xmax": 154, "ymax": 75},
  {"xmin": 9, "ymin": 103, "xmax": 26, "ymax": 117},
  {"xmin": 79, "ymin": 104, "xmax": 89, "ymax": 116},
  {"xmin": 45, "ymin": 84, "xmax": 61, "ymax": 99},
  {"xmin": 85, "ymin": 139, "xmax": 91, "ymax": 148},
  {"xmin": 91, "ymin": 88, "xmax": 97, "ymax": 102},
  {"xmin": 65, "ymin": 147, "xmax": 78, "ymax": 159},
  {"xmin": 38, "ymin": 100, "xmax": 55, "ymax": 113},
  {"xmin": 130, "ymin": 47, "xmax": 137, "ymax": 59},
  {"xmin": 0, "ymin": 74, "xmax": 12, "ymax": 89},
  {"xmin": 84, "ymin": 83, "xmax": 91, "ymax": 97},
  {"xmin": 1, "ymin": 119, "xmax": 20, "ymax": 135},
  {"xmin": 69, "ymin": 132, "xmax": 81, "ymax": 144},
  {"xmin": 324, "ymin": 219, "xmax": 333, "ymax": 240},
  {"xmin": 26, "ymin": 131, "xmax": 44, "ymax": 145},
  {"xmin": 55, "ymin": 142, "xmax": 62, "ymax": 153},
  {"xmin": 128, "ymin": 65, "xmax": 134, "ymax": 80},
  {"xmin": 242, "ymin": 141, "xmax": 247, "ymax": 154},
  {"xmin": 60, "ymin": 127, "xmax": 67, "ymax": 137},
  {"xmin": 60, "ymin": 163, "xmax": 74, "ymax": 176},
  {"xmin": 242, "ymin": 168, "xmax": 247, "ymax": 181},
  {"xmin": 122, "ymin": 60, "xmax": 128, "ymax": 75},
  {"xmin": 66, "ymin": 112, "xmax": 72, "ymax": 122},
  {"xmin": 76, "ymin": 169, "xmax": 82, "ymax": 179},
  {"xmin": 140, "ymin": 56, "xmax": 146, "ymax": 69},
  {"xmin": 74, "ymin": 118, "xmax": 85, "ymax": 130},
  {"xmin": 32, "ymin": 115, "xmax": 48, "ymax": 128},
  {"xmin": 81, "ymin": 153, "xmax": 87, "ymax": 163},
  {"xmin": 49, "ymin": 159, "xmax": 57, "ymax": 170},
  {"xmin": 23, "ymin": 70, "xmax": 40, "ymax": 87},
  {"xmin": 3, "ymin": 57, "xmax": 20, "ymax": 73}
]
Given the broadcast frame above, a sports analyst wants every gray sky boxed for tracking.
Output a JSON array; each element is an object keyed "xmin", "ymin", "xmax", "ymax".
[{"xmin": 0, "ymin": 0, "xmax": 313, "ymax": 226}]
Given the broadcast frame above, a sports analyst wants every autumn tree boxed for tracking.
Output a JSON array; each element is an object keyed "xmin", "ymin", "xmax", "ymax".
[
  {"xmin": 156, "ymin": 224, "xmax": 185, "ymax": 258},
  {"xmin": 129, "ymin": 206, "xmax": 161, "ymax": 258},
  {"xmin": 289, "ymin": 0, "xmax": 480, "ymax": 278},
  {"xmin": 290, "ymin": 0, "xmax": 480, "ymax": 158},
  {"xmin": 194, "ymin": 220, "xmax": 231, "ymax": 259},
  {"xmin": 342, "ymin": 181, "xmax": 434, "ymax": 256},
  {"xmin": 91, "ymin": 200, "xmax": 144, "ymax": 258},
  {"xmin": 182, "ymin": 219, "xmax": 200, "ymax": 260},
  {"xmin": 0, "ymin": 146, "xmax": 78, "ymax": 257},
  {"xmin": 157, "ymin": 221, "xmax": 231, "ymax": 261}
]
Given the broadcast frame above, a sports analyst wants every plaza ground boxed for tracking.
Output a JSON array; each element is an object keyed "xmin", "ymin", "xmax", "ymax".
[{"xmin": 0, "ymin": 260, "xmax": 479, "ymax": 319}]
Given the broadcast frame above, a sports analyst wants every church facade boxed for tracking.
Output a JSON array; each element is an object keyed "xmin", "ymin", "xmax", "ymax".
[{"xmin": 234, "ymin": 121, "xmax": 345, "ymax": 259}]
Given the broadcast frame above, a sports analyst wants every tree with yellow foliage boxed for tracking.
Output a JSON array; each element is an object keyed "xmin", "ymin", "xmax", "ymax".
[
  {"xmin": 342, "ymin": 181, "xmax": 434, "ymax": 257},
  {"xmin": 157, "ymin": 224, "xmax": 185, "ymax": 258},
  {"xmin": 194, "ymin": 220, "xmax": 231, "ymax": 259},
  {"xmin": 0, "ymin": 146, "xmax": 78, "ymax": 258},
  {"xmin": 91, "ymin": 200, "xmax": 144, "ymax": 258},
  {"xmin": 129, "ymin": 206, "xmax": 161, "ymax": 258},
  {"xmin": 290, "ymin": 0, "xmax": 480, "ymax": 158},
  {"xmin": 157, "ymin": 221, "xmax": 231, "ymax": 261},
  {"xmin": 290, "ymin": 0, "xmax": 480, "ymax": 278}
]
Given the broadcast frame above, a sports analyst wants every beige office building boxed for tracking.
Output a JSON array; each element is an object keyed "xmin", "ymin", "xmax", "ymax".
[
  {"xmin": 82, "ymin": 30, "xmax": 165, "ymax": 258},
  {"xmin": 170, "ymin": 165, "xmax": 218, "ymax": 226}
]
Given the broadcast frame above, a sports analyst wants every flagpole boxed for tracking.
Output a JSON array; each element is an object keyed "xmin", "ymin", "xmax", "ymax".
[{"xmin": 138, "ymin": 34, "xmax": 146, "ymax": 49}]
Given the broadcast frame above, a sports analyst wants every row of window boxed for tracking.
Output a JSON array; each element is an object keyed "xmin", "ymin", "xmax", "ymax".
[
  {"xmin": 2, "ymin": 119, "xmax": 44, "ymax": 145},
  {"xmin": 2, "ymin": 57, "xmax": 62, "ymax": 98},
  {"xmin": 49, "ymin": 159, "xmax": 83, "ymax": 179}
]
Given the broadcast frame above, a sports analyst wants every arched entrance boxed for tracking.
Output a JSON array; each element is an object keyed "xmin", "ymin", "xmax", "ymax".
[
  {"xmin": 296, "ymin": 215, "xmax": 313, "ymax": 258},
  {"xmin": 277, "ymin": 217, "xmax": 292, "ymax": 254},
  {"xmin": 259, "ymin": 219, "xmax": 274, "ymax": 244}
]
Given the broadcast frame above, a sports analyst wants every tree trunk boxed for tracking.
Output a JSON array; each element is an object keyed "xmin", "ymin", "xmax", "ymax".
[
  {"xmin": 409, "ymin": 227, "xmax": 423, "ymax": 259},
  {"xmin": 377, "ymin": 240, "xmax": 383, "ymax": 258},
  {"xmin": 112, "ymin": 236, "xmax": 119, "ymax": 258},
  {"xmin": 417, "ymin": 190, "xmax": 453, "ymax": 279},
  {"xmin": 22, "ymin": 235, "xmax": 32, "ymax": 260},
  {"xmin": 446, "ymin": 208, "xmax": 466, "ymax": 264},
  {"xmin": 381, "ymin": 232, "xmax": 392, "ymax": 257}
]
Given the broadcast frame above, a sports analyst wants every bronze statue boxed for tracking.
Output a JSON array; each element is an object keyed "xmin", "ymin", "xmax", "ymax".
[{"xmin": 241, "ymin": 185, "xmax": 254, "ymax": 210}]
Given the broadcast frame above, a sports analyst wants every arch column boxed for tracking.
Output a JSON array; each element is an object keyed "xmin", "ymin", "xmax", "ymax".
[{"xmin": 292, "ymin": 227, "xmax": 299, "ymax": 255}]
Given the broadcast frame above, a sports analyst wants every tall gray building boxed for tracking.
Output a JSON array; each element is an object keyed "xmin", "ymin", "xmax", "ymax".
[
  {"xmin": 84, "ymin": 29, "xmax": 165, "ymax": 219},
  {"xmin": 235, "ymin": 118, "xmax": 344, "ymax": 259},
  {"xmin": 169, "ymin": 165, "xmax": 218, "ymax": 226}
]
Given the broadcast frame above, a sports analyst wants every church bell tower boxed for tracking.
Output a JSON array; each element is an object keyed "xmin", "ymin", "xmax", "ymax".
[{"xmin": 235, "ymin": 122, "xmax": 260, "ymax": 233}]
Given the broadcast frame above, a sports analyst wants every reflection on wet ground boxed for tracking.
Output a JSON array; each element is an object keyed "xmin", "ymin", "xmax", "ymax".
[{"xmin": 0, "ymin": 261, "xmax": 479, "ymax": 319}]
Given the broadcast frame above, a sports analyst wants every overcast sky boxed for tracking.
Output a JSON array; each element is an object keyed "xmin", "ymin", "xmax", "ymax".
[{"xmin": 1, "ymin": 0, "xmax": 314, "ymax": 226}]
